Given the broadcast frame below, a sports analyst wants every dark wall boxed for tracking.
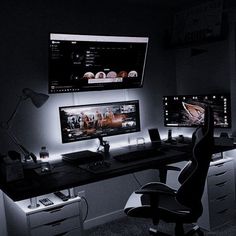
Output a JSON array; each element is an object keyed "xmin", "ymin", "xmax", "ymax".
[
  {"xmin": 0, "ymin": 1, "xmax": 176, "ymax": 155},
  {"xmin": 170, "ymin": 0, "xmax": 236, "ymax": 138},
  {"xmin": 175, "ymin": 41, "xmax": 230, "ymax": 94},
  {"xmin": 174, "ymin": 23, "xmax": 236, "ymax": 137},
  {"xmin": 0, "ymin": 1, "xmax": 177, "ymax": 226}
]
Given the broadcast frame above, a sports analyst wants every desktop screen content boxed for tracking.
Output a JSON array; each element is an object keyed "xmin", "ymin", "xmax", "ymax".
[
  {"xmin": 163, "ymin": 94, "xmax": 231, "ymax": 128},
  {"xmin": 59, "ymin": 100, "xmax": 141, "ymax": 143},
  {"xmin": 49, "ymin": 33, "xmax": 149, "ymax": 93}
]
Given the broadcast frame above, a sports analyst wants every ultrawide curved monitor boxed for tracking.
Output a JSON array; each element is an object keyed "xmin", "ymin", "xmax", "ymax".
[{"xmin": 59, "ymin": 100, "xmax": 140, "ymax": 143}]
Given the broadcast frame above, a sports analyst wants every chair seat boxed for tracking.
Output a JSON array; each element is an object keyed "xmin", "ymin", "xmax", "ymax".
[{"xmin": 125, "ymin": 190, "xmax": 199, "ymax": 224}]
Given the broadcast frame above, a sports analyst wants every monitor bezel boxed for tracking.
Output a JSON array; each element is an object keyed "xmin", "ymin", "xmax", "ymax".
[
  {"xmin": 59, "ymin": 100, "xmax": 141, "ymax": 143},
  {"xmin": 163, "ymin": 94, "xmax": 231, "ymax": 128},
  {"xmin": 49, "ymin": 33, "xmax": 149, "ymax": 93}
]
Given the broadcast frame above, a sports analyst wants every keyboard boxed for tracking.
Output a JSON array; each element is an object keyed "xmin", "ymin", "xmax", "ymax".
[
  {"xmin": 113, "ymin": 147, "xmax": 165, "ymax": 163},
  {"xmin": 79, "ymin": 160, "xmax": 111, "ymax": 174},
  {"xmin": 62, "ymin": 150, "xmax": 104, "ymax": 165}
]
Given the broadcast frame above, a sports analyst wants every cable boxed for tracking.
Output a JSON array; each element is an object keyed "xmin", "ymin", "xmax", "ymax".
[
  {"xmin": 81, "ymin": 196, "xmax": 89, "ymax": 222},
  {"xmin": 132, "ymin": 173, "xmax": 142, "ymax": 187}
]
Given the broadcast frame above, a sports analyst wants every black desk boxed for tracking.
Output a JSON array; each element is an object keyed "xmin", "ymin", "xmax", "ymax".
[
  {"xmin": 0, "ymin": 143, "xmax": 235, "ymax": 201},
  {"xmin": 0, "ymin": 147, "xmax": 186, "ymax": 201}
]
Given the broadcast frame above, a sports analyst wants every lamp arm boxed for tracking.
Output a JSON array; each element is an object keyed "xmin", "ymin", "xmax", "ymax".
[
  {"xmin": 6, "ymin": 95, "xmax": 25, "ymax": 129},
  {"xmin": 0, "ymin": 88, "xmax": 48, "ymax": 165},
  {"xmin": 19, "ymin": 144, "xmax": 37, "ymax": 163},
  {"xmin": 5, "ymin": 130, "xmax": 37, "ymax": 163}
]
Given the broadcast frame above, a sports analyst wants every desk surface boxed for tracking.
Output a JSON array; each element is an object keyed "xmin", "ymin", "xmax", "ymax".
[
  {"xmin": 0, "ymin": 143, "xmax": 235, "ymax": 201},
  {"xmin": 0, "ymin": 147, "xmax": 186, "ymax": 201}
]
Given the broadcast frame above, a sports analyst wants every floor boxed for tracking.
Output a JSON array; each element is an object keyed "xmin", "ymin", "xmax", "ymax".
[{"xmin": 85, "ymin": 215, "xmax": 236, "ymax": 236}]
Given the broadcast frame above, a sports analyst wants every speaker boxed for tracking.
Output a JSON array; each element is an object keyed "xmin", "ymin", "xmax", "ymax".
[{"xmin": 148, "ymin": 128, "xmax": 161, "ymax": 147}]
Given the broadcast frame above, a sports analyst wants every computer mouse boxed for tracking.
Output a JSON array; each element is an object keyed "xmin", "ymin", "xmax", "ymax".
[{"xmin": 41, "ymin": 167, "xmax": 49, "ymax": 173}]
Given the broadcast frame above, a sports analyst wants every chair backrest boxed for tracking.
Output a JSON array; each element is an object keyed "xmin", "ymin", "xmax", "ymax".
[{"xmin": 176, "ymin": 105, "xmax": 214, "ymax": 217}]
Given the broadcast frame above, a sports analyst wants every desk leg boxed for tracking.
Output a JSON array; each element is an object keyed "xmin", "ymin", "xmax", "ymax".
[
  {"xmin": 78, "ymin": 197, "xmax": 84, "ymax": 236},
  {"xmin": 159, "ymin": 168, "xmax": 167, "ymax": 183},
  {"xmin": 68, "ymin": 187, "xmax": 76, "ymax": 198},
  {"xmin": 28, "ymin": 197, "xmax": 40, "ymax": 209}
]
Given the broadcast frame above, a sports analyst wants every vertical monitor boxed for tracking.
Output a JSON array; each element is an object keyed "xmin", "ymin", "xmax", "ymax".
[
  {"xmin": 59, "ymin": 100, "xmax": 141, "ymax": 143},
  {"xmin": 163, "ymin": 94, "xmax": 231, "ymax": 128},
  {"xmin": 49, "ymin": 33, "xmax": 149, "ymax": 93}
]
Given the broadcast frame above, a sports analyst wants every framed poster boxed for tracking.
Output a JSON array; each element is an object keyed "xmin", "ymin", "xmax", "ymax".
[{"xmin": 171, "ymin": 0, "xmax": 224, "ymax": 45}]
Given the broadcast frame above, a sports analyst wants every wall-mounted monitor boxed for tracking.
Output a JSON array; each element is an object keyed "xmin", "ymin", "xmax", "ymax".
[
  {"xmin": 49, "ymin": 33, "xmax": 149, "ymax": 93},
  {"xmin": 163, "ymin": 94, "xmax": 231, "ymax": 128},
  {"xmin": 59, "ymin": 100, "xmax": 140, "ymax": 143}
]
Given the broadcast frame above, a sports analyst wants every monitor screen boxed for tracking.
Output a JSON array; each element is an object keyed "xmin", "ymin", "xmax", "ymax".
[
  {"xmin": 163, "ymin": 94, "xmax": 231, "ymax": 128},
  {"xmin": 59, "ymin": 100, "xmax": 141, "ymax": 143},
  {"xmin": 49, "ymin": 33, "xmax": 149, "ymax": 93}
]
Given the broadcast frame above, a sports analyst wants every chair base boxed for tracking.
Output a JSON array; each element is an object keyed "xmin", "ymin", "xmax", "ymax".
[
  {"xmin": 149, "ymin": 228, "xmax": 169, "ymax": 236},
  {"xmin": 149, "ymin": 224, "xmax": 204, "ymax": 236},
  {"xmin": 185, "ymin": 225, "xmax": 204, "ymax": 236}
]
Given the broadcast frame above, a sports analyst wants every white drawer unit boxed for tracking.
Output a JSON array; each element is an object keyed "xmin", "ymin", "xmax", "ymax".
[
  {"xmin": 30, "ymin": 216, "xmax": 79, "ymax": 236},
  {"xmin": 4, "ymin": 191, "xmax": 84, "ymax": 236},
  {"xmin": 198, "ymin": 157, "xmax": 235, "ymax": 231}
]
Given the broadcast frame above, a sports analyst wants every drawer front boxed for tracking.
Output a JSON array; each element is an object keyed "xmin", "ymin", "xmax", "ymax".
[
  {"xmin": 59, "ymin": 228, "xmax": 82, "ymax": 236},
  {"xmin": 208, "ymin": 176, "xmax": 234, "ymax": 199},
  {"xmin": 29, "ymin": 202, "xmax": 79, "ymax": 228},
  {"xmin": 209, "ymin": 193, "xmax": 234, "ymax": 211},
  {"xmin": 208, "ymin": 160, "xmax": 233, "ymax": 177},
  {"xmin": 30, "ymin": 216, "xmax": 80, "ymax": 236},
  {"xmin": 209, "ymin": 195, "xmax": 234, "ymax": 229},
  {"xmin": 207, "ymin": 166, "xmax": 234, "ymax": 197},
  {"xmin": 210, "ymin": 208, "xmax": 233, "ymax": 229},
  {"xmin": 208, "ymin": 168, "xmax": 233, "ymax": 187}
]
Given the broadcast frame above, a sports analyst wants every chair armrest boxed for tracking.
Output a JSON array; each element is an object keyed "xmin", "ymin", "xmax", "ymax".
[
  {"xmin": 165, "ymin": 166, "xmax": 181, "ymax": 171},
  {"xmin": 135, "ymin": 182, "xmax": 176, "ymax": 196},
  {"xmin": 150, "ymin": 166, "xmax": 181, "ymax": 172}
]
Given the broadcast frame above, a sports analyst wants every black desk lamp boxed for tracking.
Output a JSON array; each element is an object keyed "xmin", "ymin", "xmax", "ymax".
[{"xmin": 0, "ymin": 88, "xmax": 49, "ymax": 163}]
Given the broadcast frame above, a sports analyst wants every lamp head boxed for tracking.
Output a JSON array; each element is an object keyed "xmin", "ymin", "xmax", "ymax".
[{"xmin": 22, "ymin": 88, "xmax": 49, "ymax": 108}]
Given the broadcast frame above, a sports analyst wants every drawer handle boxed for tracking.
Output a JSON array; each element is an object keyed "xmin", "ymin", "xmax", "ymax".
[
  {"xmin": 55, "ymin": 232, "xmax": 69, "ymax": 236},
  {"xmin": 215, "ymin": 181, "xmax": 227, "ymax": 187},
  {"xmin": 45, "ymin": 218, "xmax": 66, "ymax": 227},
  {"xmin": 49, "ymin": 209, "xmax": 62, "ymax": 213},
  {"xmin": 214, "ymin": 163, "xmax": 224, "ymax": 167},
  {"xmin": 215, "ymin": 171, "xmax": 226, "ymax": 176},
  {"xmin": 217, "ymin": 209, "xmax": 228, "ymax": 214},
  {"xmin": 216, "ymin": 195, "xmax": 227, "ymax": 201},
  {"xmin": 52, "ymin": 222, "xmax": 61, "ymax": 227},
  {"xmin": 44, "ymin": 206, "xmax": 64, "ymax": 213}
]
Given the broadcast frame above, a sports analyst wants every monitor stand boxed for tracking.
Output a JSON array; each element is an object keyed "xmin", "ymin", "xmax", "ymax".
[{"xmin": 97, "ymin": 137, "xmax": 110, "ymax": 156}]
